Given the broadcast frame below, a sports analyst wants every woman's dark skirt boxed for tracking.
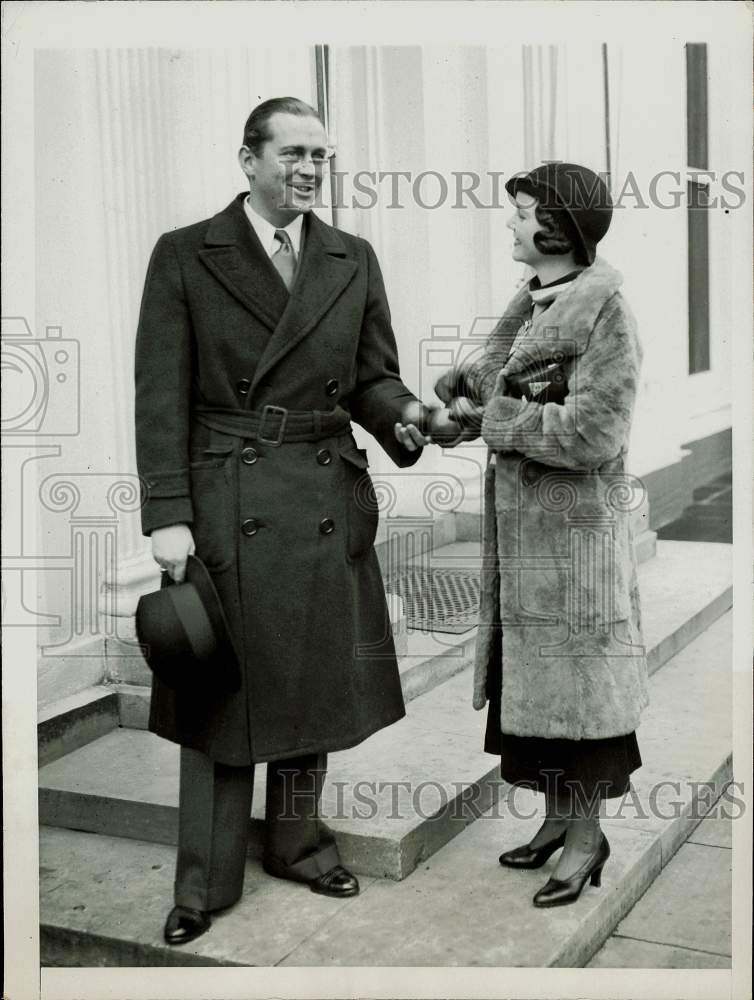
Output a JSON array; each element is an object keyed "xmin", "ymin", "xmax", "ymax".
[{"xmin": 483, "ymin": 646, "xmax": 641, "ymax": 800}]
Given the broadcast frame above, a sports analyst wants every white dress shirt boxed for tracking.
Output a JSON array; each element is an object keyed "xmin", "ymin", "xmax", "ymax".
[{"xmin": 243, "ymin": 196, "xmax": 303, "ymax": 259}]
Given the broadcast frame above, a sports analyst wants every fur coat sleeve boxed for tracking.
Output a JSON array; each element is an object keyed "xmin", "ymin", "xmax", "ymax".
[{"xmin": 481, "ymin": 289, "xmax": 642, "ymax": 470}]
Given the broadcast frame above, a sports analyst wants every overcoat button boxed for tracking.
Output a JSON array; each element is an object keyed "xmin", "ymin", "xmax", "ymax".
[
  {"xmin": 316, "ymin": 448, "xmax": 332, "ymax": 466},
  {"xmin": 325, "ymin": 378, "xmax": 339, "ymax": 397},
  {"xmin": 241, "ymin": 447, "xmax": 258, "ymax": 465},
  {"xmin": 236, "ymin": 378, "xmax": 251, "ymax": 395},
  {"xmin": 242, "ymin": 518, "xmax": 259, "ymax": 536},
  {"xmin": 319, "ymin": 517, "xmax": 335, "ymax": 535}
]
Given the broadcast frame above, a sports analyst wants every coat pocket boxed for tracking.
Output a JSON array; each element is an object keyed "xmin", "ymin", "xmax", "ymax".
[
  {"xmin": 189, "ymin": 441, "xmax": 235, "ymax": 572},
  {"xmin": 337, "ymin": 442, "xmax": 379, "ymax": 561}
]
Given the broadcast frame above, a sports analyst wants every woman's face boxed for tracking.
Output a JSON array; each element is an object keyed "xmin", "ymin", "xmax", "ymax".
[{"xmin": 506, "ymin": 191, "xmax": 543, "ymax": 266}]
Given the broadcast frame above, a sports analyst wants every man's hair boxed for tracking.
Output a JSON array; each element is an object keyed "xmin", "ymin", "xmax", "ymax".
[{"xmin": 242, "ymin": 97, "xmax": 323, "ymax": 155}]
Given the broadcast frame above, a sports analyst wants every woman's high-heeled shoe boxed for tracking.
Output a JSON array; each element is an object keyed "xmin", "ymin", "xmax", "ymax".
[
  {"xmin": 499, "ymin": 828, "xmax": 567, "ymax": 870},
  {"xmin": 532, "ymin": 834, "xmax": 610, "ymax": 907}
]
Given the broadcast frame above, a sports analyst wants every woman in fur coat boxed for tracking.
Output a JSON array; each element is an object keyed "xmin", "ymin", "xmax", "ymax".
[{"xmin": 431, "ymin": 162, "xmax": 648, "ymax": 908}]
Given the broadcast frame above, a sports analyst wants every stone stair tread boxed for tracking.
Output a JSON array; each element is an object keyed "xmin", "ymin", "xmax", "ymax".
[
  {"xmin": 276, "ymin": 612, "xmax": 733, "ymax": 967},
  {"xmin": 39, "ymin": 539, "xmax": 732, "ymax": 879},
  {"xmin": 40, "ymin": 827, "xmax": 377, "ymax": 969},
  {"xmin": 40, "ymin": 611, "xmax": 732, "ymax": 967},
  {"xmin": 37, "ymin": 684, "xmax": 119, "ymax": 767},
  {"xmin": 39, "ymin": 666, "xmax": 495, "ymax": 821},
  {"xmin": 38, "ymin": 684, "xmax": 114, "ymax": 724},
  {"xmin": 631, "ymin": 540, "xmax": 730, "ymax": 664},
  {"xmin": 39, "ymin": 668, "xmax": 502, "ymax": 876}
]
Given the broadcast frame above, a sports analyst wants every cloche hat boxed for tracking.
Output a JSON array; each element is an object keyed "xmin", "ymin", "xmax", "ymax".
[{"xmin": 505, "ymin": 162, "xmax": 613, "ymax": 265}]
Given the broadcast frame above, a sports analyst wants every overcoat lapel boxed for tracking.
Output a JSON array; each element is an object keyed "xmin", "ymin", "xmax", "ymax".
[
  {"xmin": 250, "ymin": 212, "xmax": 357, "ymax": 394},
  {"xmin": 503, "ymin": 258, "xmax": 624, "ymax": 375},
  {"xmin": 198, "ymin": 194, "xmax": 290, "ymax": 332}
]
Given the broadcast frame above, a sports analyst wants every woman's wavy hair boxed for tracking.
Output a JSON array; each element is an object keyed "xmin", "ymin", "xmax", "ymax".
[
  {"xmin": 520, "ymin": 182, "xmax": 588, "ymax": 265},
  {"xmin": 532, "ymin": 201, "xmax": 588, "ymax": 265}
]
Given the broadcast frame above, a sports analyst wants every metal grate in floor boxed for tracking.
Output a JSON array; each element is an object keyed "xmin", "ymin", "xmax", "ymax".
[{"xmin": 385, "ymin": 567, "xmax": 480, "ymax": 634}]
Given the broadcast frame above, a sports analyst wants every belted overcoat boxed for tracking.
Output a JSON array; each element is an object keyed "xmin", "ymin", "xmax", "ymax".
[
  {"xmin": 462, "ymin": 259, "xmax": 650, "ymax": 740},
  {"xmin": 134, "ymin": 193, "xmax": 422, "ymax": 765}
]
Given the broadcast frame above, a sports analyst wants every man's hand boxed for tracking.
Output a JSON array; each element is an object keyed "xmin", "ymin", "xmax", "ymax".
[
  {"xmin": 394, "ymin": 422, "xmax": 431, "ymax": 451},
  {"xmin": 394, "ymin": 399, "xmax": 433, "ymax": 451},
  {"xmin": 151, "ymin": 523, "xmax": 195, "ymax": 583}
]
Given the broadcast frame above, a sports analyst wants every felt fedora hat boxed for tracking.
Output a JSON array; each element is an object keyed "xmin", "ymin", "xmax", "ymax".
[
  {"xmin": 135, "ymin": 554, "xmax": 241, "ymax": 692},
  {"xmin": 505, "ymin": 162, "xmax": 613, "ymax": 265}
]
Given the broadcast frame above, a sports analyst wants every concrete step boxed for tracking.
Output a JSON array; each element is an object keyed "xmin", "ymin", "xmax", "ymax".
[
  {"xmin": 38, "ymin": 540, "xmax": 731, "ymax": 887},
  {"xmin": 40, "ymin": 611, "xmax": 733, "ymax": 967},
  {"xmin": 38, "ymin": 686, "xmax": 119, "ymax": 767},
  {"xmin": 658, "ymin": 514, "xmax": 732, "ymax": 545},
  {"xmin": 39, "ymin": 668, "xmax": 503, "ymax": 882},
  {"xmin": 98, "ymin": 538, "xmax": 732, "ymax": 731}
]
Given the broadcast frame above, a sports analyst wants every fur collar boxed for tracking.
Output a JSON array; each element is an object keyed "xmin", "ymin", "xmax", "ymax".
[{"xmin": 502, "ymin": 257, "xmax": 624, "ymax": 374}]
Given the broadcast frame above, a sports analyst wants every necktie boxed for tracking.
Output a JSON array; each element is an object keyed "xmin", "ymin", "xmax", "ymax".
[{"xmin": 271, "ymin": 229, "xmax": 296, "ymax": 292}]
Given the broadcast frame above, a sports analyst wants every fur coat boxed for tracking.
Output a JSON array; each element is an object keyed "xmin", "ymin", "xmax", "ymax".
[{"xmin": 463, "ymin": 258, "xmax": 649, "ymax": 740}]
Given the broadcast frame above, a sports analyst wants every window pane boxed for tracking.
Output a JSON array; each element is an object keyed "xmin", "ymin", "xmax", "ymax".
[
  {"xmin": 688, "ymin": 181, "xmax": 710, "ymax": 374},
  {"xmin": 686, "ymin": 43, "xmax": 708, "ymax": 170}
]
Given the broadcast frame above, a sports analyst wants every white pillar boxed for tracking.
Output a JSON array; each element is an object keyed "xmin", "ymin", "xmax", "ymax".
[
  {"xmin": 605, "ymin": 42, "xmax": 690, "ymax": 482},
  {"xmin": 33, "ymin": 48, "xmax": 317, "ymax": 648}
]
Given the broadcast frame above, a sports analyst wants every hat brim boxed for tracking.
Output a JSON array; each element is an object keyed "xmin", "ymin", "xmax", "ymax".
[
  {"xmin": 136, "ymin": 555, "xmax": 241, "ymax": 693},
  {"xmin": 185, "ymin": 557, "xmax": 237, "ymax": 652},
  {"xmin": 182, "ymin": 555, "xmax": 241, "ymax": 690}
]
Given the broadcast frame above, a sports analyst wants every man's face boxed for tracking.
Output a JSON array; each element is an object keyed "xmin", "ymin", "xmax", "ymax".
[{"xmin": 239, "ymin": 112, "xmax": 329, "ymax": 226}]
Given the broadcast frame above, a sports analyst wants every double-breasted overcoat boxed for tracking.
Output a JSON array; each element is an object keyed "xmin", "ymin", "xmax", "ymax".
[
  {"xmin": 462, "ymin": 258, "xmax": 650, "ymax": 740},
  {"xmin": 134, "ymin": 193, "xmax": 423, "ymax": 765}
]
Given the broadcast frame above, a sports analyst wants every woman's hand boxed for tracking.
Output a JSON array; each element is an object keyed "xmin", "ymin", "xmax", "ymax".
[
  {"xmin": 493, "ymin": 369, "xmax": 508, "ymax": 397},
  {"xmin": 151, "ymin": 523, "xmax": 195, "ymax": 583},
  {"xmin": 426, "ymin": 407, "xmax": 467, "ymax": 446},
  {"xmin": 434, "ymin": 370, "xmax": 456, "ymax": 405},
  {"xmin": 448, "ymin": 396, "xmax": 484, "ymax": 428}
]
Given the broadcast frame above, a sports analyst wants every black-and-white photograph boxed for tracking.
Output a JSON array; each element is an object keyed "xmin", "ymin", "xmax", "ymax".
[{"xmin": 2, "ymin": 2, "xmax": 752, "ymax": 998}]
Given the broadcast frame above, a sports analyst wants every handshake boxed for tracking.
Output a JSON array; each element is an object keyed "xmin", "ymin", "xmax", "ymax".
[{"xmin": 395, "ymin": 366, "xmax": 487, "ymax": 451}]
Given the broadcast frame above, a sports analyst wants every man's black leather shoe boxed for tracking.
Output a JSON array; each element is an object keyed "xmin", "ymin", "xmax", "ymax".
[
  {"xmin": 163, "ymin": 905, "xmax": 211, "ymax": 945},
  {"xmin": 262, "ymin": 856, "xmax": 360, "ymax": 897},
  {"xmin": 310, "ymin": 864, "xmax": 360, "ymax": 898}
]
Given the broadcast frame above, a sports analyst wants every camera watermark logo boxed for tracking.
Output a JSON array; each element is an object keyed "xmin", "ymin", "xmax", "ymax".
[
  {"xmin": 1, "ymin": 315, "xmax": 145, "ymax": 656},
  {"xmin": 419, "ymin": 318, "xmax": 498, "ymax": 409},
  {"xmin": 1, "ymin": 316, "xmax": 80, "ymax": 436}
]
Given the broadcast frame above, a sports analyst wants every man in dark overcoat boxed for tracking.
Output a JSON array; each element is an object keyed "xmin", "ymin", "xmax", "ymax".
[{"xmin": 134, "ymin": 97, "xmax": 430, "ymax": 945}]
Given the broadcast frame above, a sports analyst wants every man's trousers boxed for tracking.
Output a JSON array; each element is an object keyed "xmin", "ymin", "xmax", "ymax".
[{"xmin": 174, "ymin": 747, "xmax": 341, "ymax": 911}]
